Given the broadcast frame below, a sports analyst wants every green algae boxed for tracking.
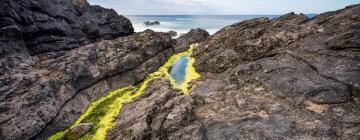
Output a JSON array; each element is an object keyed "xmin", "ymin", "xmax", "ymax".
[{"xmin": 48, "ymin": 44, "xmax": 200, "ymax": 140}]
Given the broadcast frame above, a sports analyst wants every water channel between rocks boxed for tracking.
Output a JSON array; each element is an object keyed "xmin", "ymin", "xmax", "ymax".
[{"xmin": 49, "ymin": 44, "xmax": 200, "ymax": 140}]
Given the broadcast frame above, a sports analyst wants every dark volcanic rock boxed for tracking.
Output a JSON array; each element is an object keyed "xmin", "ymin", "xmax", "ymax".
[
  {"xmin": 175, "ymin": 28, "xmax": 209, "ymax": 53},
  {"xmin": 0, "ymin": 0, "xmax": 134, "ymax": 55},
  {"xmin": 0, "ymin": 29, "xmax": 174, "ymax": 140},
  {"xmin": 107, "ymin": 4, "xmax": 360, "ymax": 140}
]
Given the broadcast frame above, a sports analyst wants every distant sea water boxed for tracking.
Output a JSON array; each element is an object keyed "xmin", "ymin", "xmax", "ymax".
[
  {"xmin": 126, "ymin": 15, "xmax": 317, "ymax": 37},
  {"xmin": 126, "ymin": 15, "xmax": 277, "ymax": 37}
]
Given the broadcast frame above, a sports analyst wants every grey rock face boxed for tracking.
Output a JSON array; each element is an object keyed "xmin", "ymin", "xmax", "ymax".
[
  {"xmin": 175, "ymin": 28, "xmax": 209, "ymax": 53},
  {"xmin": 0, "ymin": 0, "xmax": 134, "ymax": 55},
  {"xmin": 0, "ymin": 29, "xmax": 174, "ymax": 140},
  {"xmin": 188, "ymin": 4, "xmax": 360, "ymax": 139},
  {"xmin": 107, "ymin": 4, "xmax": 360, "ymax": 140},
  {"xmin": 107, "ymin": 79, "xmax": 195, "ymax": 140}
]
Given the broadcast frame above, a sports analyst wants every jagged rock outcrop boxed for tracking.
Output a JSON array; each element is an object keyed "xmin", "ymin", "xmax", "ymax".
[
  {"xmin": 175, "ymin": 28, "xmax": 209, "ymax": 53},
  {"xmin": 188, "ymin": 4, "xmax": 360, "ymax": 139},
  {"xmin": 108, "ymin": 4, "xmax": 360, "ymax": 139},
  {"xmin": 0, "ymin": 29, "xmax": 174, "ymax": 140},
  {"xmin": 0, "ymin": 0, "xmax": 133, "ymax": 55}
]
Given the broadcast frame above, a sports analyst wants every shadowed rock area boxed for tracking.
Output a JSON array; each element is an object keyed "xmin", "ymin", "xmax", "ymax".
[
  {"xmin": 0, "ymin": 4, "xmax": 174, "ymax": 137},
  {"xmin": 0, "ymin": 0, "xmax": 141, "ymax": 139},
  {"xmin": 107, "ymin": 4, "xmax": 360, "ymax": 140},
  {"xmin": 0, "ymin": 0, "xmax": 134, "ymax": 55}
]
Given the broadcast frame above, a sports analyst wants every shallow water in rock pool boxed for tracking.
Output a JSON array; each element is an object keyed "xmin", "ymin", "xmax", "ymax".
[{"xmin": 170, "ymin": 55, "xmax": 189, "ymax": 85}]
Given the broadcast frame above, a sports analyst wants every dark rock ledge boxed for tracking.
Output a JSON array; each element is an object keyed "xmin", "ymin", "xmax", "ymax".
[
  {"xmin": 0, "ymin": 0, "xmax": 134, "ymax": 55},
  {"xmin": 0, "ymin": 0, "xmax": 176, "ymax": 138}
]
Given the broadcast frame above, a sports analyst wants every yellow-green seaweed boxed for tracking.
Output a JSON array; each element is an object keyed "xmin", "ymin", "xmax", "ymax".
[{"xmin": 48, "ymin": 44, "xmax": 200, "ymax": 140}]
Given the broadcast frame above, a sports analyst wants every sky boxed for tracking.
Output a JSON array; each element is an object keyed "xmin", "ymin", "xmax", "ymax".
[{"xmin": 88, "ymin": 0, "xmax": 360, "ymax": 15}]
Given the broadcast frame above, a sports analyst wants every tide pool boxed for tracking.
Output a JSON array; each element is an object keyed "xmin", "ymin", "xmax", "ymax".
[
  {"xmin": 170, "ymin": 55, "xmax": 190, "ymax": 85},
  {"xmin": 48, "ymin": 44, "xmax": 200, "ymax": 140}
]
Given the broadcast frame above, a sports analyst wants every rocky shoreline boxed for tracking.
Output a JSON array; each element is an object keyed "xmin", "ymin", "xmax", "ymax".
[
  {"xmin": 107, "ymin": 4, "xmax": 360, "ymax": 140},
  {"xmin": 0, "ymin": 0, "xmax": 359, "ymax": 139}
]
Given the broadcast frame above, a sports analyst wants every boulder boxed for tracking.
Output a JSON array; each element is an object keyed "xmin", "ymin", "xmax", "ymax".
[{"xmin": 175, "ymin": 28, "xmax": 209, "ymax": 53}]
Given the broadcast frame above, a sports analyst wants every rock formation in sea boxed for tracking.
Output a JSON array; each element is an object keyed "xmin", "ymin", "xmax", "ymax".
[
  {"xmin": 107, "ymin": 4, "xmax": 360, "ymax": 139},
  {"xmin": 144, "ymin": 21, "xmax": 160, "ymax": 26}
]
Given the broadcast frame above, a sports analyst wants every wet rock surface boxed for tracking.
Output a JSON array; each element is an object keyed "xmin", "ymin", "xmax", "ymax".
[
  {"xmin": 0, "ymin": 28, "xmax": 174, "ymax": 139},
  {"xmin": 109, "ymin": 4, "xmax": 360, "ymax": 140},
  {"xmin": 175, "ymin": 28, "xmax": 209, "ymax": 53}
]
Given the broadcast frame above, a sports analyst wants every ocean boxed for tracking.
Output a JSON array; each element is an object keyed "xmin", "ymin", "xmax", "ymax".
[{"xmin": 126, "ymin": 15, "xmax": 280, "ymax": 37}]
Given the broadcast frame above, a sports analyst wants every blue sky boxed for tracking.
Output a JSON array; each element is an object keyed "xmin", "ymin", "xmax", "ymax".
[{"xmin": 88, "ymin": 0, "xmax": 360, "ymax": 15}]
